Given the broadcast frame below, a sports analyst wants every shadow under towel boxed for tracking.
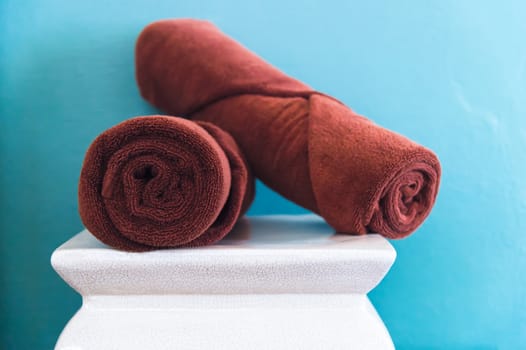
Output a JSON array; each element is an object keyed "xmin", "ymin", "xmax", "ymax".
[
  {"xmin": 78, "ymin": 115, "xmax": 254, "ymax": 251},
  {"xmin": 135, "ymin": 19, "xmax": 441, "ymax": 239}
]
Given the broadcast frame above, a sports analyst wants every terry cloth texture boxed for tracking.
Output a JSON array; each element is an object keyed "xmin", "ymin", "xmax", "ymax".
[
  {"xmin": 135, "ymin": 19, "xmax": 441, "ymax": 239},
  {"xmin": 78, "ymin": 115, "xmax": 254, "ymax": 251}
]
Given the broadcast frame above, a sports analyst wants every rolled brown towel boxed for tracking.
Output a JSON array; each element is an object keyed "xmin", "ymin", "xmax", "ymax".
[
  {"xmin": 78, "ymin": 115, "xmax": 254, "ymax": 251},
  {"xmin": 135, "ymin": 19, "xmax": 441, "ymax": 239}
]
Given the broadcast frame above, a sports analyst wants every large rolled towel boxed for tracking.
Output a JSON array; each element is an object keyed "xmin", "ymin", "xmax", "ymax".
[
  {"xmin": 78, "ymin": 115, "xmax": 254, "ymax": 251},
  {"xmin": 136, "ymin": 19, "xmax": 441, "ymax": 239}
]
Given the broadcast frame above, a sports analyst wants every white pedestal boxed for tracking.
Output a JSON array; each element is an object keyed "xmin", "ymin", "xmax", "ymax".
[{"xmin": 52, "ymin": 215, "xmax": 396, "ymax": 349}]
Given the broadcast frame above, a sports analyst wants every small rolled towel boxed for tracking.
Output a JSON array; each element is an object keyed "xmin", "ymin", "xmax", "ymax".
[
  {"xmin": 78, "ymin": 115, "xmax": 254, "ymax": 251},
  {"xmin": 136, "ymin": 19, "xmax": 441, "ymax": 239}
]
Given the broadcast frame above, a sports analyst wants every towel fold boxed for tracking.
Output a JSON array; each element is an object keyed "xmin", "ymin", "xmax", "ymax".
[
  {"xmin": 78, "ymin": 115, "xmax": 254, "ymax": 251},
  {"xmin": 135, "ymin": 19, "xmax": 441, "ymax": 239}
]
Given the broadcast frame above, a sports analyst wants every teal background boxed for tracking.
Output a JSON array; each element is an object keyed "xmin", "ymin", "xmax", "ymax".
[{"xmin": 1, "ymin": 0, "xmax": 525, "ymax": 349}]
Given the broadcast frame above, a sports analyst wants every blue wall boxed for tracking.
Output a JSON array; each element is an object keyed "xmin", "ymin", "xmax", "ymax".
[{"xmin": 1, "ymin": 0, "xmax": 525, "ymax": 348}]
